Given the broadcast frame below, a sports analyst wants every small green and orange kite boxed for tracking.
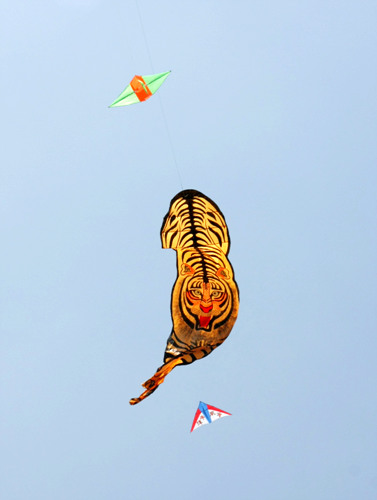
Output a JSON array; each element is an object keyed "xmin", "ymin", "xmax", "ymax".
[{"xmin": 109, "ymin": 71, "xmax": 171, "ymax": 107}]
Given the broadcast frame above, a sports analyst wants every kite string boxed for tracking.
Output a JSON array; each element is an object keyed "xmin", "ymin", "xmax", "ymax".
[
  {"xmin": 134, "ymin": 0, "xmax": 184, "ymax": 189},
  {"xmin": 156, "ymin": 95, "xmax": 184, "ymax": 189},
  {"xmin": 134, "ymin": 0, "xmax": 155, "ymax": 73}
]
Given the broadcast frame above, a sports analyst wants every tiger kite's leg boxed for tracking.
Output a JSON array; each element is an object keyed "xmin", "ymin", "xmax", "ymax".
[{"xmin": 129, "ymin": 345, "xmax": 216, "ymax": 405}]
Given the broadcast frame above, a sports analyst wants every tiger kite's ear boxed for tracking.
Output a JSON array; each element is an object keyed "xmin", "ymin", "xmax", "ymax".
[
  {"xmin": 181, "ymin": 263, "xmax": 195, "ymax": 276},
  {"xmin": 217, "ymin": 267, "xmax": 230, "ymax": 280}
]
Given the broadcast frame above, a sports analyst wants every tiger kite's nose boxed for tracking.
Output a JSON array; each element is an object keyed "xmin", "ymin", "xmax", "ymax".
[{"xmin": 200, "ymin": 304, "xmax": 213, "ymax": 313}]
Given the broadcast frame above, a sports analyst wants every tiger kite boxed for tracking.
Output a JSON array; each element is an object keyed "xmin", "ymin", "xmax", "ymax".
[{"xmin": 129, "ymin": 190, "xmax": 239, "ymax": 405}]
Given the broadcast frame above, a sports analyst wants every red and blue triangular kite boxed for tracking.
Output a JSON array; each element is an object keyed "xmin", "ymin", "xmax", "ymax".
[{"xmin": 190, "ymin": 402, "xmax": 231, "ymax": 432}]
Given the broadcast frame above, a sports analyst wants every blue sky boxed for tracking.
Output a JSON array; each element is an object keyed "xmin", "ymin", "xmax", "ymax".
[{"xmin": 1, "ymin": 1, "xmax": 377, "ymax": 499}]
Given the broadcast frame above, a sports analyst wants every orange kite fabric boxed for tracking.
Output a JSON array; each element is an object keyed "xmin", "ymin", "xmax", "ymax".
[{"xmin": 129, "ymin": 75, "xmax": 153, "ymax": 102}]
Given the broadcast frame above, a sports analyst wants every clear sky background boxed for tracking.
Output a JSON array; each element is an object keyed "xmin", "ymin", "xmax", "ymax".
[{"xmin": 1, "ymin": 1, "xmax": 377, "ymax": 499}]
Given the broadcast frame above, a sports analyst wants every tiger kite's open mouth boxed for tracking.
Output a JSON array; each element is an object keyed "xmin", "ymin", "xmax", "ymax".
[
  {"xmin": 199, "ymin": 304, "xmax": 213, "ymax": 328},
  {"xmin": 199, "ymin": 315, "xmax": 211, "ymax": 328}
]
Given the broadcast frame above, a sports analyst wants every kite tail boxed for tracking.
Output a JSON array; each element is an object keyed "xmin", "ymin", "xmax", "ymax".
[
  {"xmin": 129, "ymin": 357, "xmax": 184, "ymax": 405},
  {"xmin": 129, "ymin": 345, "xmax": 217, "ymax": 405}
]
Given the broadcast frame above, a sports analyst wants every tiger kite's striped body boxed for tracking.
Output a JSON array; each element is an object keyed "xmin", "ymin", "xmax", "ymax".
[{"xmin": 130, "ymin": 190, "xmax": 239, "ymax": 405}]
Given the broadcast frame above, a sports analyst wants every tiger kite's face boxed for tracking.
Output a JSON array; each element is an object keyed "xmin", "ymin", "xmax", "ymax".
[
  {"xmin": 173, "ymin": 255, "xmax": 237, "ymax": 337},
  {"xmin": 186, "ymin": 279, "xmax": 228, "ymax": 330}
]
